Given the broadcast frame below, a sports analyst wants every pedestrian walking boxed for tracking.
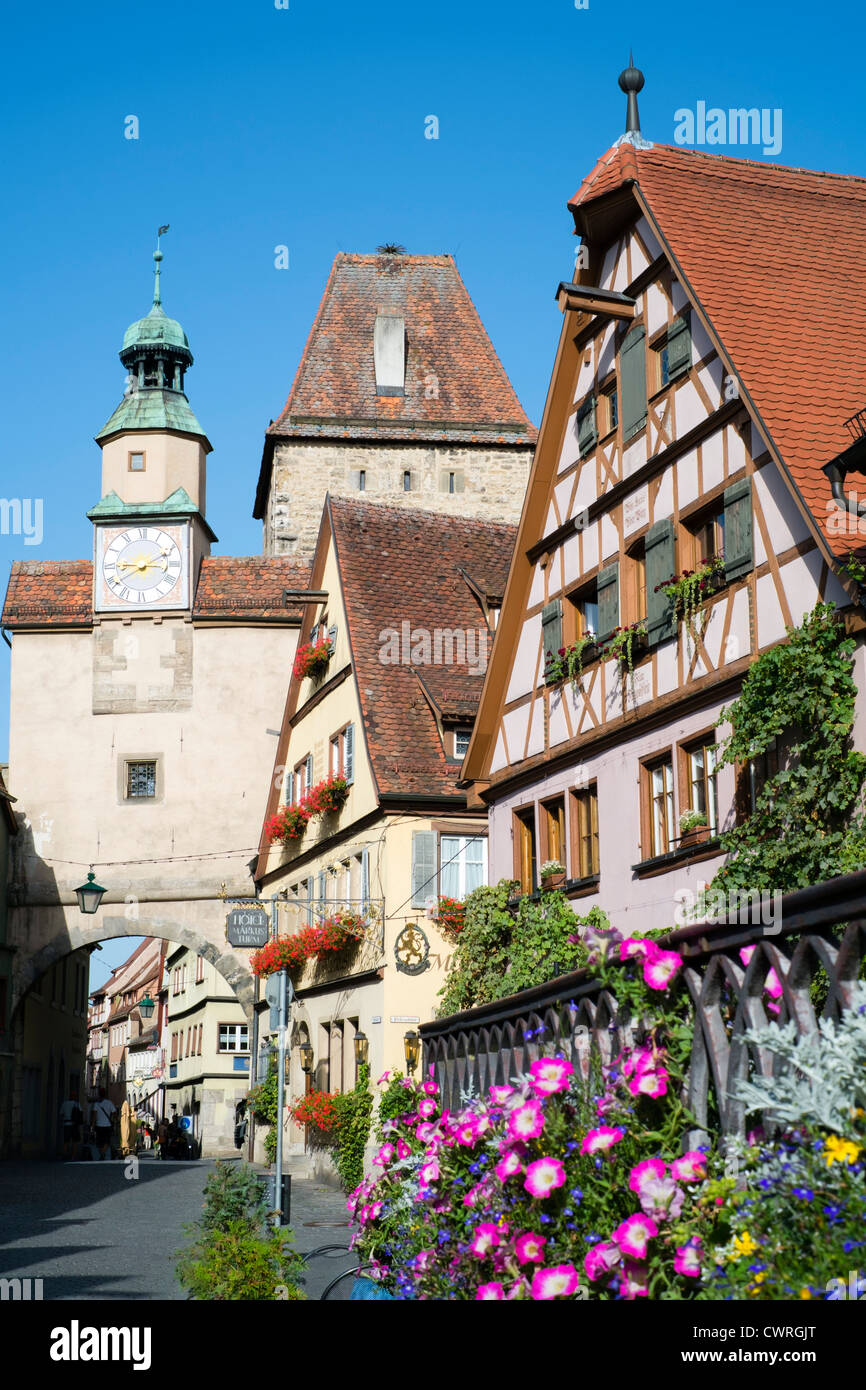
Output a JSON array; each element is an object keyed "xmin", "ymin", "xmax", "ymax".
[
  {"xmin": 91, "ymin": 1088, "xmax": 117, "ymax": 1160},
  {"xmin": 58, "ymin": 1089, "xmax": 83, "ymax": 1159},
  {"xmin": 156, "ymin": 1117, "xmax": 169, "ymax": 1159}
]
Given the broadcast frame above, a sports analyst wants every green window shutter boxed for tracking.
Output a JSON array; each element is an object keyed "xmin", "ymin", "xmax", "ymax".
[
  {"xmin": 596, "ymin": 562, "xmax": 620, "ymax": 642},
  {"xmin": 724, "ymin": 477, "xmax": 753, "ymax": 582},
  {"xmin": 541, "ymin": 600, "xmax": 563, "ymax": 671},
  {"xmin": 620, "ymin": 325, "xmax": 647, "ymax": 440},
  {"xmin": 666, "ymin": 315, "xmax": 691, "ymax": 379},
  {"xmin": 411, "ymin": 830, "xmax": 438, "ymax": 907},
  {"xmin": 645, "ymin": 518, "xmax": 677, "ymax": 647},
  {"xmin": 577, "ymin": 396, "xmax": 598, "ymax": 456}
]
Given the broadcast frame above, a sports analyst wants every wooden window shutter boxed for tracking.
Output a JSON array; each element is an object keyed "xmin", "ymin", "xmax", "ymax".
[
  {"xmin": 541, "ymin": 599, "xmax": 563, "ymax": 669},
  {"xmin": 360, "ymin": 846, "xmax": 370, "ymax": 911},
  {"xmin": 620, "ymin": 325, "xmax": 647, "ymax": 440},
  {"xmin": 327, "ymin": 625, "xmax": 337, "ymax": 649},
  {"xmin": 310, "ymin": 624, "xmax": 320, "ymax": 644},
  {"xmin": 344, "ymin": 724, "xmax": 355, "ymax": 785},
  {"xmin": 596, "ymin": 562, "xmax": 620, "ymax": 642},
  {"xmin": 645, "ymin": 518, "xmax": 677, "ymax": 647},
  {"xmin": 411, "ymin": 830, "xmax": 437, "ymax": 906},
  {"xmin": 577, "ymin": 396, "xmax": 598, "ymax": 456},
  {"xmin": 723, "ymin": 477, "xmax": 753, "ymax": 581},
  {"xmin": 666, "ymin": 315, "xmax": 691, "ymax": 379},
  {"xmin": 305, "ymin": 753, "xmax": 313, "ymax": 791}
]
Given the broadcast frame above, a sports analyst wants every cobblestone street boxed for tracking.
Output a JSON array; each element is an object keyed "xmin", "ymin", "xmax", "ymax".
[{"xmin": 0, "ymin": 1158, "xmax": 356, "ymax": 1301}]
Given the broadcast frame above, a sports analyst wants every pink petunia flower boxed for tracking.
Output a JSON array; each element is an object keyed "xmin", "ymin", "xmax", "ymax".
[
  {"xmin": 476, "ymin": 1281, "xmax": 506, "ymax": 1300},
  {"xmin": 454, "ymin": 1120, "xmax": 480, "ymax": 1147},
  {"xmin": 495, "ymin": 1150, "xmax": 524, "ymax": 1182},
  {"xmin": 627, "ymin": 1066, "xmax": 668, "ymax": 1099},
  {"xmin": 530, "ymin": 1264, "xmax": 581, "ymax": 1300},
  {"xmin": 619, "ymin": 937, "xmax": 650, "ymax": 962},
  {"xmin": 489, "ymin": 1084, "xmax": 514, "ymax": 1104},
  {"xmin": 508, "ymin": 1100, "xmax": 546, "ymax": 1143},
  {"xmin": 396, "ymin": 1139, "xmax": 411, "ymax": 1160},
  {"xmin": 612, "ymin": 1213, "xmax": 658, "ymax": 1260},
  {"xmin": 470, "ymin": 1222, "xmax": 503, "ymax": 1257},
  {"xmin": 529, "ymin": 1057, "xmax": 575, "ymax": 1096},
  {"xmin": 416, "ymin": 1121, "xmax": 438, "ymax": 1143},
  {"xmin": 580, "ymin": 1125, "xmax": 625, "ymax": 1155},
  {"xmin": 514, "ymin": 1231, "xmax": 547, "ymax": 1265},
  {"xmin": 524, "ymin": 1156, "xmax": 566, "ymax": 1199},
  {"xmin": 414, "ymin": 1249, "xmax": 435, "ymax": 1273},
  {"xmin": 638, "ymin": 1175, "xmax": 684, "ymax": 1221},
  {"xmin": 584, "ymin": 1241, "xmax": 621, "ymax": 1282},
  {"xmin": 421, "ymin": 1080, "xmax": 439, "ymax": 1095},
  {"xmin": 622, "ymin": 1046, "xmax": 654, "ymax": 1078},
  {"xmin": 671, "ymin": 1151, "xmax": 706, "ymax": 1182},
  {"xmin": 417, "ymin": 1097, "xmax": 437, "ymax": 1118},
  {"xmin": 620, "ymin": 1260, "xmax": 649, "ymax": 1299},
  {"xmin": 463, "ymin": 1184, "xmax": 486, "ymax": 1208},
  {"xmin": 643, "ymin": 943, "xmax": 682, "ymax": 991},
  {"xmin": 674, "ymin": 1240, "xmax": 703, "ymax": 1278},
  {"xmin": 376, "ymin": 1071, "xmax": 391, "ymax": 1085},
  {"xmin": 419, "ymin": 1158, "xmax": 439, "ymax": 1185},
  {"xmin": 373, "ymin": 1143, "xmax": 395, "ymax": 1166},
  {"xmin": 628, "ymin": 1158, "xmax": 667, "ymax": 1194}
]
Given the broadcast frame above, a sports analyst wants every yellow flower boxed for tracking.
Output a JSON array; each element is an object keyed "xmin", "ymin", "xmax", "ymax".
[
  {"xmin": 730, "ymin": 1231, "xmax": 758, "ymax": 1259},
  {"xmin": 800, "ymin": 1288, "xmax": 812, "ymax": 1299},
  {"xmin": 748, "ymin": 1271, "xmax": 767, "ymax": 1296},
  {"xmin": 823, "ymin": 1135, "xmax": 861, "ymax": 1167}
]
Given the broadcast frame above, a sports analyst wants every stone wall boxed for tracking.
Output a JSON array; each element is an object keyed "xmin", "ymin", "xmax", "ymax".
[{"xmin": 264, "ymin": 440, "xmax": 533, "ymax": 558}]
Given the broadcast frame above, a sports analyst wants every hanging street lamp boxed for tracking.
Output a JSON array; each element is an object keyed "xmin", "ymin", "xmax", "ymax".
[{"xmin": 75, "ymin": 870, "xmax": 107, "ymax": 915}]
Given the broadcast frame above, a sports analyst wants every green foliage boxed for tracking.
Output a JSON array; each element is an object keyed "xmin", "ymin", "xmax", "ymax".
[
  {"xmin": 198, "ymin": 1160, "xmax": 270, "ymax": 1235},
  {"xmin": 436, "ymin": 879, "xmax": 606, "ymax": 1016},
  {"xmin": 375, "ymin": 1071, "xmax": 414, "ymax": 1141},
  {"xmin": 712, "ymin": 603, "xmax": 866, "ymax": 894},
  {"xmin": 247, "ymin": 1065, "xmax": 280, "ymax": 1164},
  {"xmin": 175, "ymin": 1221, "xmax": 306, "ymax": 1301},
  {"xmin": 175, "ymin": 1160, "xmax": 306, "ymax": 1300},
  {"xmin": 331, "ymin": 1063, "xmax": 373, "ymax": 1194}
]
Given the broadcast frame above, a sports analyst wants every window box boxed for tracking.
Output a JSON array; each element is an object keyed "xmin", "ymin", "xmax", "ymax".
[
  {"xmin": 544, "ymin": 638, "xmax": 599, "ymax": 688},
  {"xmin": 678, "ymin": 824, "xmax": 712, "ymax": 850}
]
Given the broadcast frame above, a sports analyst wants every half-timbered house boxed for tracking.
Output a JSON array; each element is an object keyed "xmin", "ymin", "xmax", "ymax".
[
  {"xmin": 255, "ymin": 496, "xmax": 515, "ymax": 1163},
  {"xmin": 462, "ymin": 66, "xmax": 866, "ymax": 934}
]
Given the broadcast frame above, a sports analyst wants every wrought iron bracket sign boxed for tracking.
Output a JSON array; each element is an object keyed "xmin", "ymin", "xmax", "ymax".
[{"xmin": 395, "ymin": 924, "xmax": 430, "ymax": 975}]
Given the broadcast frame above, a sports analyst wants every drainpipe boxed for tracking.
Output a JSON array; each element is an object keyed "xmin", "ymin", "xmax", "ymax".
[
  {"xmin": 823, "ymin": 434, "xmax": 866, "ymax": 515},
  {"xmin": 1, "ymin": 627, "xmax": 10, "ymax": 649}
]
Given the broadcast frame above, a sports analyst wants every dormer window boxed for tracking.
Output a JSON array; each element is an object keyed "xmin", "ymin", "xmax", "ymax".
[
  {"xmin": 373, "ymin": 313, "xmax": 406, "ymax": 396},
  {"xmin": 454, "ymin": 729, "xmax": 472, "ymax": 758}
]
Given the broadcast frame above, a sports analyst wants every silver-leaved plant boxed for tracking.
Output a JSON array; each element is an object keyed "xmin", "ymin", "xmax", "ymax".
[{"xmin": 732, "ymin": 982, "xmax": 866, "ymax": 1137}]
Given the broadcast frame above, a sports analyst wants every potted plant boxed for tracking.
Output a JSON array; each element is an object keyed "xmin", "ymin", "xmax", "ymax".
[
  {"xmin": 432, "ymin": 895, "xmax": 466, "ymax": 941},
  {"xmin": 600, "ymin": 620, "xmax": 648, "ymax": 677},
  {"xmin": 293, "ymin": 634, "xmax": 334, "ymax": 682},
  {"xmin": 305, "ymin": 774, "xmax": 349, "ymax": 816},
  {"xmin": 264, "ymin": 801, "xmax": 312, "ymax": 843},
  {"xmin": 678, "ymin": 809, "xmax": 710, "ymax": 848},
  {"xmin": 544, "ymin": 633, "xmax": 598, "ymax": 689},
  {"xmin": 250, "ymin": 936, "xmax": 307, "ymax": 977},
  {"xmin": 540, "ymin": 859, "xmax": 567, "ymax": 891},
  {"xmin": 656, "ymin": 555, "xmax": 725, "ymax": 639}
]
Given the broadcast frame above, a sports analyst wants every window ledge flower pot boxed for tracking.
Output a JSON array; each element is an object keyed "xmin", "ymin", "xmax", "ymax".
[
  {"xmin": 679, "ymin": 824, "xmax": 711, "ymax": 849},
  {"xmin": 541, "ymin": 872, "xmax": 567, "ymax": 891}
]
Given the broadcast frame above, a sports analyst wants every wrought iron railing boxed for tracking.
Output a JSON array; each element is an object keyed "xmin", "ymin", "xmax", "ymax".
[
  {"xmin": 421, "ymin": 871, "xmax": 866, "ymax": 1138},
  {"xmin": 267, "ymin": 896, "xmax": 386, "ymax": 989}
]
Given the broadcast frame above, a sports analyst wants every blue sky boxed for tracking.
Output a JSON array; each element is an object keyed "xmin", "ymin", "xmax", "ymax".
[{"xmin": 1, "ymin": 1, "xmax": 861, "ymax": 784}]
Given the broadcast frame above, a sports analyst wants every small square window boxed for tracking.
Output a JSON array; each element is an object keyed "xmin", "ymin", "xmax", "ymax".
[
  {"xmin": 218, "ymin": 1024, "xmax": 249, "ymax": 1053},
  {"xmin": 129, "ymin": 453, "xmax": 145, "ymax": 472},
  {"xmin": 126, "ymin": 761, "xmax": 156, "ymax": 798}
]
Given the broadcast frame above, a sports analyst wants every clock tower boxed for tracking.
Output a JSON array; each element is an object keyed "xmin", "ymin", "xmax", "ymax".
[{"xmin": 90, "ymin": 230, "xmax": 214, "ymax": 614}]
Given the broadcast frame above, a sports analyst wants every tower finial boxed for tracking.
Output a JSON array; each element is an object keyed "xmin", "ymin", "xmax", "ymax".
[
  {"xmin": 618, "ymin": 54, "xmax": 645, "ymax": 135},
  {"xmin": 153, "ymin": 224, "xmax": 169, "ymax": 308}
]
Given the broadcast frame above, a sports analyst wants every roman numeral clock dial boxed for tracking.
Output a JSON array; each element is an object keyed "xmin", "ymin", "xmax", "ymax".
[{"xmin": 97, "ymin": 527, "xmax": 188, "ymax": 611}]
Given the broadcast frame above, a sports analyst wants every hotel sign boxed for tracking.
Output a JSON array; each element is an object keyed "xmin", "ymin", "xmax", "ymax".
[{"xmin": 226, "ymin": 908, "xmax": 270, "ymax": 948}]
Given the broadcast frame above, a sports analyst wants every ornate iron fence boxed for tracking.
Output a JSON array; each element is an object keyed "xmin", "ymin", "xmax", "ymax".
[{"xmin": 420, "ymin": 871, "xmax": 866, "ymax": 1138}]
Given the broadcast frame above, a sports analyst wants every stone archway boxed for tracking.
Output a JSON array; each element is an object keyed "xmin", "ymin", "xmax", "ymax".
[{"xmin": 11, "ymin": 914, "xmax": 256, "ymax": 1022}]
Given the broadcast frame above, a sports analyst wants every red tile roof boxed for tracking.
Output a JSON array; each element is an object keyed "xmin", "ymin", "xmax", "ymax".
[
  {"xmin": 192, "ymin": 557, "xmax": 311, "ymax": 620},
  {"xmin": 2, "ymin": 557, "xmax": 312, "ymax": 628},
  {"xmin": 269, "ymin": 253, "xmax": 535, "ymax": 442},
  {"xmin": 570, "ymin": 142, "xmax": 866, "ymax": 556},
  {"xmin": 329, "ymin": 497, "xmax": 516, "ymax": 798}
]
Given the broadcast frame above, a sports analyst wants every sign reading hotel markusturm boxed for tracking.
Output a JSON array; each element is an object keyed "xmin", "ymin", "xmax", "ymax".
[{"xmin": 226, "ymin": 907, "xmax": 270, "ymax": 948}]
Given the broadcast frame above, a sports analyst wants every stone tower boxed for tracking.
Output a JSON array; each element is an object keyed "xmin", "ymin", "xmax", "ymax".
[{"xmin": 253, "ymin": 250, "xmax": 536, "ymax": 559}]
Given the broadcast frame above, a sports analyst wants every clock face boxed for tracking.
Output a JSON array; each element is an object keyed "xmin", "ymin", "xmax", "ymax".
[{"xmin": 98, "ymin": 526, "xmax": 187, "ymax": 609}]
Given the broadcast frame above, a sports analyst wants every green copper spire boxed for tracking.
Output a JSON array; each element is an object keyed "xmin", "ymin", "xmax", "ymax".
[{"xmin": 96, "ymin": 227, "xmax": 209, "ymax": 446}]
